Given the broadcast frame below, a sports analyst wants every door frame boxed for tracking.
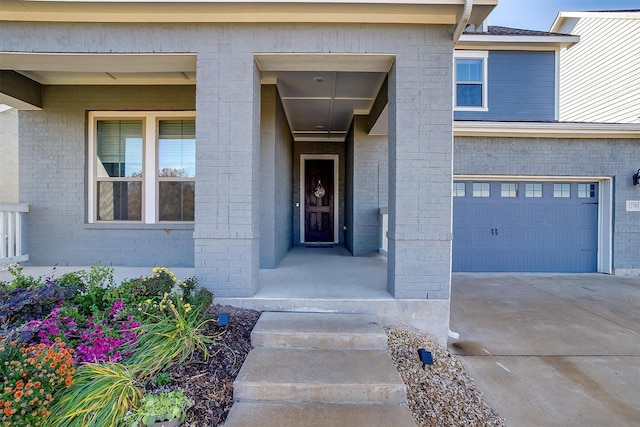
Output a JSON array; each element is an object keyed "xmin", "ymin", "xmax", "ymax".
[
  {"xmin": 300, "ymin": 154, "xmax": 339, "ymax": 244},
  {"xmin": 454, "ymin": 174, "xmax": 613, "ymax": 274}
]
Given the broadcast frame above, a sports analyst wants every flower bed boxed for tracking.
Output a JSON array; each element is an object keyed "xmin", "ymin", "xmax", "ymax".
[{"xmin": 0, "ymin": 265, "xmax": 254, "ymax": 426}]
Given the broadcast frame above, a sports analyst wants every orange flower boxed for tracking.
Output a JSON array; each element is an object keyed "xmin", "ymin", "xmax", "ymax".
[
  {"xmin": 54, "ymin": 337, "xmax": 62, "ymax": 343},
  {"xmin": 15, "ymin": 381, "xmax": 24, "ymax": 390},
  {"xmin": 14, "ymin": 390, "xmax": 23, "ymax": 400},
  {"xmin": 32, "ymin": 381, "xmax": 40, "ymax": 389},
  {"xmin": 68, "ymin": 368, "xmax": 75, "ymax": 375},
  {"xmin": 3, "ymin": 407, "xmax": 12, "ymax": 416}
]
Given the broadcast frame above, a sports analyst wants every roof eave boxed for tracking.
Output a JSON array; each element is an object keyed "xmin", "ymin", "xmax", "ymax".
[
  {"xmin": 454, "ymin": 121, "xmax": 640, "ymax": 139},
  {"xmin": 457, "ymin": 34, "xmax": 580, "ymax": 50}
]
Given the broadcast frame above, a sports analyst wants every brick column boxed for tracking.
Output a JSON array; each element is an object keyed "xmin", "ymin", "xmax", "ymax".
[
  {"xmin": 387, "ymin": 47, "xmax": 453, "ymax": 299},
  {"xmin": 194, "ymin": 50, "xmax": 261, "ymax": 297}
]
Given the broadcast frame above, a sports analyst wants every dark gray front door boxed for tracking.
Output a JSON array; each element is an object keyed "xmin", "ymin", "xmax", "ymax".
[{"xmin": 305, "ymin": 159, "xmax": 334, "ymax": 243}]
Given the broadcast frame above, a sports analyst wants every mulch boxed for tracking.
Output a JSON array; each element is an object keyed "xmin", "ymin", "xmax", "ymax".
[{"xmin": 148, "ymin": 304, "xmax": 261, "ymax": 426}]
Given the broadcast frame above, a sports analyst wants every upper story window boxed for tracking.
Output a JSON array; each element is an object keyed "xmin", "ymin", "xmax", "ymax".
[
  {"xmin": 89, "ymin": 111, "xmax": 196, "ymax": 224},
  {"xmin": 454, "ymin": 51, "xmax": 488, "ymax": 111}
]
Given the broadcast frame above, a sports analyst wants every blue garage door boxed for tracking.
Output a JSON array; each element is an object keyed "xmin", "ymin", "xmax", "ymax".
[{"xmin": 453, "ymin": 181, "xmax": 598, "ymax": 272}]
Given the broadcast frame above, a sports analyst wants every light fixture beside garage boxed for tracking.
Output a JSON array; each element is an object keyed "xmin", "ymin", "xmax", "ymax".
[
  {"xmin": 313, "ymin": 76, "xmax": 325, "ymax": 83},
  {"xmin": 633, "ymin": 169, "xmax": 640, "ymax": 186}
]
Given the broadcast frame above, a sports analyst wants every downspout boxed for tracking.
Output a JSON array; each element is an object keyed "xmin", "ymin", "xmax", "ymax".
[{"xmin": 453, "ymin": 0, "xmax": 473, "ymax": 43}]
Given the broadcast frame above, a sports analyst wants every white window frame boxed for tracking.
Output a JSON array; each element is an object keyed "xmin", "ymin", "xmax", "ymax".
[
  {"xmin": 88, "ymin": 111, "xmax": 196, "ymax": 224},
  {"xmin": 454, "ymin": 50, "xmax": 489, "ymax": 112}
]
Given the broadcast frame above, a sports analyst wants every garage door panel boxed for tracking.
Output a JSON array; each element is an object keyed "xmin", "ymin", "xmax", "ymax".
[{"xmin": 453, "ymin": 180, "xmax": 598, "ymax": 272}]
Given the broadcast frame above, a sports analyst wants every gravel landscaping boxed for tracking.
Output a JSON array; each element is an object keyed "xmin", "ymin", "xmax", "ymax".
[
  {"xmin": 387, "ymin": 328, "xmax": 507, "ymax": 427},
  {"xmin": 178, "ymin": 307, "xmax": 506, "ymax": 426}
]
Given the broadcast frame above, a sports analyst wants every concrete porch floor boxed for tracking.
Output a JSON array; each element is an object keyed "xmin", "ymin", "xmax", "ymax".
[{"xmin": 0, "ymin": 245, "xmax": 450, "ymax": 343}]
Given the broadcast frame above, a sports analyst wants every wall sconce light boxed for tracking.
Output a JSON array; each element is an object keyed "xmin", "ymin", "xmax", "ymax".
[{"xmin": 633, "ymin": 169, "xmax": 640, "ymax": 186}]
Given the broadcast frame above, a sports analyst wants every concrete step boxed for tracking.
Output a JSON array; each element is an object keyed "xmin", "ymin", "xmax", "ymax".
[
  {"xmin": 224, "ymin": 401, "xmax": 416, "ymax": 427},
  {"xmin": 251, "ymin": 312, "xmax": 388, "ymax": 350},
  {"xmin": 233, "ymin": 347, "xmax": 407, "ymax": 404}
]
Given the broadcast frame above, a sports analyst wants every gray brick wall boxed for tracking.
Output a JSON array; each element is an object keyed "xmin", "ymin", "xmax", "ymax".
[
  {"xmin": 2, "ymin": 21, "xmax": 456, "ymax": 299},
  {"xmin": 0, "ymin": 108, "xmax": 19, "ymax": 203},
  {"xmin": 19, "ymin": 85, "xmax": 195, "ymax": 267},
  {"xmin": 454, "ymin": 136, "xmax": 640, "ymax": 272},
  {"xmin": 350, "ymin": 115, "xmax": 388, "ymax": 255},
  {"xmin": 260, "ymin": 85, "xmax": 293, "ymax": 268},
  {"xmin": 387, "ymin": 30, "xmax": 454, "ymax": 299}
]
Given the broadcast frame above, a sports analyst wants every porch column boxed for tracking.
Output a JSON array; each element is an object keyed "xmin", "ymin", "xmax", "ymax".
[
  {"xmin": 387, "ymin": 49, "xmax": 453, "ymax": 300},
  {"xmin": 194, "ymin": 51, "xmax": 261, "ymax": 297}
]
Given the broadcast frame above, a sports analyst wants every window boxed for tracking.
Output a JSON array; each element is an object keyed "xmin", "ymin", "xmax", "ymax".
[
  {"xmin": 525, "ymin": 183, "xmax": 542, "ymax": 198},
  {"xmin": 501, "ymin": 183, "xmax": 518, "ymax": 198},
  {"xmin": 453, "ymin": 182, "xmax": 466, "ymax": 197},
  {"xmin": 89, "ymin": 112, "xmax": 196, "ymax": 223},
  {"xmin": 553, "ymin": 183, "xmax": 571, "ymax": 198},
  {"xmin": 578, "ymin": 183, "xmax": 596, "ymax": 198},
  {"xmin": 472, "ymin": 182, "xmax": 490, "ymax": 197},
  {"xmin": 454, "ymin": 51, "xmax": 488, "ymax": 111}
]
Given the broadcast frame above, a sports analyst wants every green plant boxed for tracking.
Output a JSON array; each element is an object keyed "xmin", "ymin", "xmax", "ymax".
[
  {"xmin": 152, "ymin": 372, "xmax": 171, "ymax": 387},
  {"xmin": 0, "ymin": 265, "xmax": 44, "ymax": 291},
  {"xmin": 49, "ymin": 362, "xmax": 143, "ymax": 427},
  {"xmin": 127, "ymin": 293, "xmax": 219, "ymax": 378},
  {"xmin": 125, "ymin": 390, "xmax": 193, "ymax": 427}
]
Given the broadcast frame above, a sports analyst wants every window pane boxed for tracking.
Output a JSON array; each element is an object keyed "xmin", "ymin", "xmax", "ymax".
[
  {"xmin": 97, "ymin": 181, "xmax": 141, "ymax": 221},
  {"xmin": 456, "ymin": 84, "xmax": 482, "ymax": 107},
  {"xmin": 159, "ymin": 181, "xmax": 195, "ymax": 221},
  {"xmin": 525, "ymin": 183, "xmax": 542, "ymax": 198},
  {"xmin": 578, "ymin": 183, "xmax": 596, "ymax": 198},
  {"xmin": 501, "ymin": 183, "xmax": 518, "ymax": 197},
  {"xmin": 456, "ymin": 59, "xmax": 483, "ymax": 82},
  {"xmin": 453, "ymin": 182, "xmax": 466, "ymax": 197},
  {"xmin": 158, "ymin": 120, "xmax": 196, "ymax": 178},
  {"xmin": 472, "ymin": 182, "xmax": 490, "ymax": 197},
  {"xmin": 554, "ymin": 183, "xmax": 571, "ymax": 198},
  {"xmin": 97, "ymin": 120, "xmax": 143, "ymax": 178}
]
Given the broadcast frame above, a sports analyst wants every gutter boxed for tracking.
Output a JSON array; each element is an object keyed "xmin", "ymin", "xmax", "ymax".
[{"xmin": 453, "ymin": 0, "xmax": 473, "ymax": 43}]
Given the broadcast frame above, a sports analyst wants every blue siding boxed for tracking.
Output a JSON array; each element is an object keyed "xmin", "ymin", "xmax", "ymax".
[{"xmin": 455, "ymin": 51, "xmax": 556, "ymax": 121}]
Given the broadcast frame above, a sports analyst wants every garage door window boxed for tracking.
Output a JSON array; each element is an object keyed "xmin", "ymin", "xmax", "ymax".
[
  {"xmin": 554, "ymin": 183, "xmax": 571, "ymax": 198},
  {"xmin": 501, "ymin": 183, "xmax": 518, "ymax": 197},
  {"xmin": 578, "ymin": 183, "xmax": 596, "ymax": 198},
  {"xmin": 453, "ymin": 182, "xmax": 466, "ymax": 197},
  {"xmin": 525, "ymin": 183, "xmax": 542, "ymax": 198},
  {"xmin": 473, "ymin": 183, "xmax": 490, "ymax": 197}
]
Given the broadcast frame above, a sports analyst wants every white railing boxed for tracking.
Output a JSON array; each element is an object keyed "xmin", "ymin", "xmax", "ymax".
[
  {"xmin": 0, "ymin": 203, "xmax": 29, "ymax": 264},
  {"xmin": 379, "ymin": 207, "xmax": 388, "ymax": 256}
]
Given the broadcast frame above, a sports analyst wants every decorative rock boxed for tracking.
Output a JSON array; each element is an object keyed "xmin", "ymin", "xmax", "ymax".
[{"xmin": 386, "ymin": 328, "xmax": 507, "ymax": 427}]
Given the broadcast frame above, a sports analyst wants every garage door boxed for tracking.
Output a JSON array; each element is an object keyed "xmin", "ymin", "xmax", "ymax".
[{"xmin": 453, "ymin": 181, "xmax": 598, "ymax": 272}]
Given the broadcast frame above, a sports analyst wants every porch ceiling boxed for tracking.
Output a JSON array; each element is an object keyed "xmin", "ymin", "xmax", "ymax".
[
  {"xmin": 1, "ymin": 52, "xmax": 392, "ymax": 140},
  {"xmin": 0, "ymin": 53, "xmax": 197, "ymax": 85},
  {"xmin": 256, "ymin": 54, "xmax": 393, "ymax": 142}
]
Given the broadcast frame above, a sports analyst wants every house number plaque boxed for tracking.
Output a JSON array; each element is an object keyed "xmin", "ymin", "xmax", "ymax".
[{"xmin": 314, "ymin": 180, "xmax": 326, "ymax": 198}]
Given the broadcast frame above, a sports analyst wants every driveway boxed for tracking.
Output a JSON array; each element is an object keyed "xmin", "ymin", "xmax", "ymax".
[{"xmin": 449, "ymin": 274, "xmax": 640, "ymax": 427}]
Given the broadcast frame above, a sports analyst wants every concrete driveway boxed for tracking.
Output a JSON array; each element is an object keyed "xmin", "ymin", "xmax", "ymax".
[{"xmin": 449, "ymin": 274, "xmax": 640, "ymax": 427}]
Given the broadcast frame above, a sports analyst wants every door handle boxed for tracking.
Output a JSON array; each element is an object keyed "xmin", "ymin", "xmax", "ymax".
[{"xmin": 491, "ymin": 227, "xmax": 499, "ymax": 236}]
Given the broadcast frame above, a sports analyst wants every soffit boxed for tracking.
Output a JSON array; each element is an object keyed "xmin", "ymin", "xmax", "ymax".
[{"xmin": 0, "ymin": 0, "xmax": 497, "ymax": 25}]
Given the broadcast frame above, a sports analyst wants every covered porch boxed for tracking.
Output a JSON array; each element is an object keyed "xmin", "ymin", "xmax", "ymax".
[{"xmin": 0, "ymin": 245, "xmax": 449, "ymax": 343}]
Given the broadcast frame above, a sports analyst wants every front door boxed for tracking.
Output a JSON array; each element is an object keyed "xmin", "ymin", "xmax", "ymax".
[{"xmin": 304, "ymin": 159, "xmax": 334, "ymax": 243}]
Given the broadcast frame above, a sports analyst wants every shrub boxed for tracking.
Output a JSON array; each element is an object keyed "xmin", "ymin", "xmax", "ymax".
[
  {"xmin": 49, "ymin": 362, "xmax": 143, "ymax": 427},
  {"xmin": 0, "ymin": 338, "xmax": 75, "ymax": 427}
]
